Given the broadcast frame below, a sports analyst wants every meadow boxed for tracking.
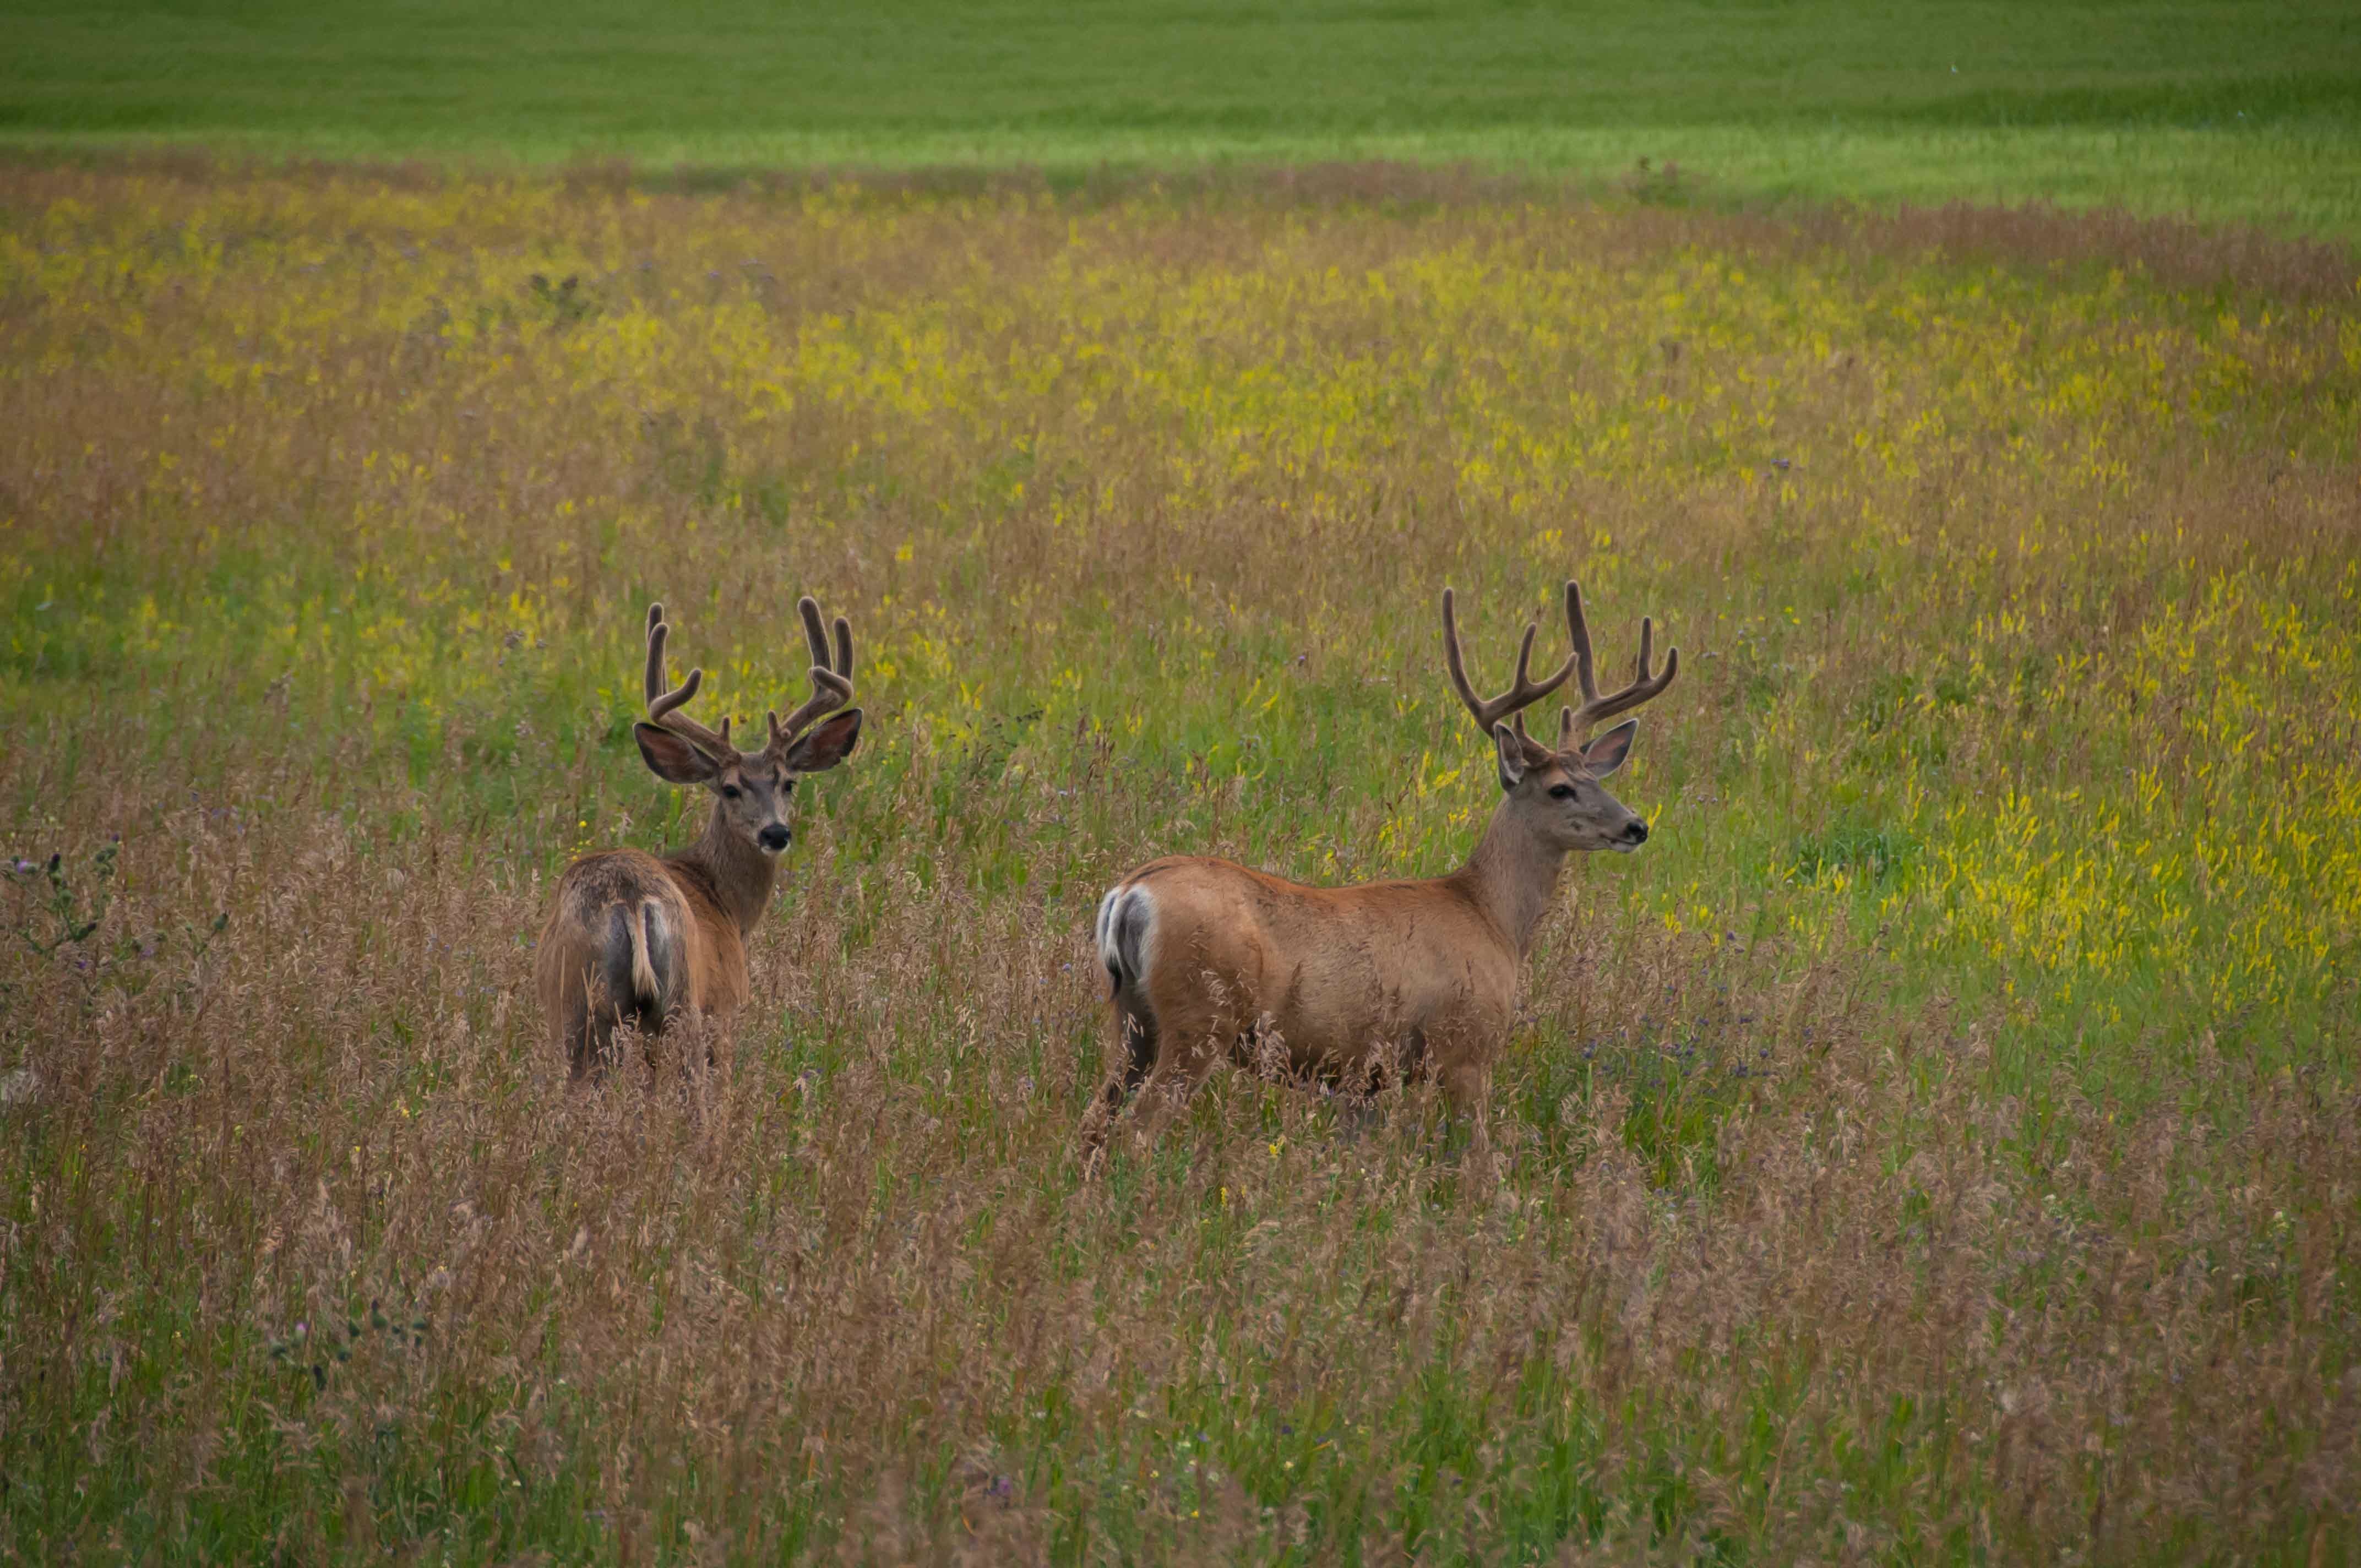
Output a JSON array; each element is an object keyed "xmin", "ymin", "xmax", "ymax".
[
  {"xmin": 6, "ymin": 0, "xmax": 2361, "ymax": 236},
  {"xmin": 1, "ymin": 158, "xmax": 2358, "ymax": 1561}
]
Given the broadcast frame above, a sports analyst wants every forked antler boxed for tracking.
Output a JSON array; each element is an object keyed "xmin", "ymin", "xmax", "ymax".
[
  {"xmin": 640, "ymin": 597, "xmax": 857, "ymax": 765},
  {"xmin": 1441, "ymin": 580, "xmax": 1679, "ymax": 750},
  {"xmin": 1554, "ymin": 581, "xmax": 1678, "ymax": 747},
  {"xmin": 763, "ymin": 596, "xmax": 855, "ymax": 758},
  {"xmin": 1440, "ymin": 582, "xmax": 1582, "ymax": 734},
  {"xmin": 643, "ymin": 602, "xmax": 735, "ymax": 760}
]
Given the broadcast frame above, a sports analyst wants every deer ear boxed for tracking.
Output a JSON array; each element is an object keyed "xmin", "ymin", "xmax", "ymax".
[
  {"xmin": 634, "ymin": 722, "xmax": 721, "ymax": 784},
  {"xmin": 782, "ymin": 709, "xmax": 862, "ymax": 774},
  {"xmin": 1492, "ymin": 722, "xmax": 1527, "ymax": 791},
  {"xmin": 1581, "ymin": 718, "xmax": 1639, "ymax": 778}
]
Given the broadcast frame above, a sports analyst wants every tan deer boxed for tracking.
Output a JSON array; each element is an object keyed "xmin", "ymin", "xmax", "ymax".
[
  {"xmin": 535, "ymin": 598, "xmax": 862, "ymax": 1079},
  {"xmin": 1081, "ymin": 579, "xmax": 1677, "ymax": 1169}
]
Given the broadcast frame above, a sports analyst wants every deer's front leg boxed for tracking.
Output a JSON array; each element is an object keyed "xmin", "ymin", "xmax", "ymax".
[
  {"xmin": 700, "ymin": 1010, "xmax": 736, "ymax": 1083},
  {"xmin": 1438, "ymin": 1055, "xmax": 1496, "ymax": 1180}
]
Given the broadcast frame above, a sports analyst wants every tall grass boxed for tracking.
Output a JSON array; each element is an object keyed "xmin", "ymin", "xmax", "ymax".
[{"xmin": 2, "ymin": 163, "xmax": 2357, "ymax": 1561}]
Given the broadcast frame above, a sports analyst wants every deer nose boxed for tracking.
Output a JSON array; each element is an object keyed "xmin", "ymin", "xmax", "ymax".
[
  {"xmin": 758, "ymin": 824, "xmax": 792, "ymax": 852},
  {"xmin": 1622, "ymin": 819, "xmax": 1649, "ymax": 845}
]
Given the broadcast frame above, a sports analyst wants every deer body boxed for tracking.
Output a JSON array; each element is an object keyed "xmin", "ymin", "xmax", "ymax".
[
  {"xmin": 534, "ymin": 847, "xmax": 753, "ymax": 1072},
  {"xmin": 1095, "ymin": 856, "xmax": 1520, "ymax": 1108},
  {"xmin": 1083, "ymin": 580, "xmax": 1675, "ymax": 1167},
  {"xmin": 537, "ymin": 599, "xmax": 861, "ymax": 1080}
]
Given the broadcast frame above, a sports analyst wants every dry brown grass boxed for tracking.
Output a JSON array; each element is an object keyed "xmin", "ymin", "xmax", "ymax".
[{"xmin": 2, "ymin": 160, "xmax": 2356, "ymax": 1562}]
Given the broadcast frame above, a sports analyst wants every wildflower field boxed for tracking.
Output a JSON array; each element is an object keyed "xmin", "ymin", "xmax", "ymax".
[{"xmin": 2, "ymin": 160, "xmax": 2358, "ymax": 1561}]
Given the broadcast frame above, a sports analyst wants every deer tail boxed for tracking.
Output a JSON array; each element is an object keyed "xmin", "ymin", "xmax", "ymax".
[{"xmin": 628, "ymin": 899, "xmax": 663, "ymax": 1004}]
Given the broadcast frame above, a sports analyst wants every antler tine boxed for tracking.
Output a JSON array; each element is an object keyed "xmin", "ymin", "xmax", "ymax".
[
  {"xmin": 1440, "ymin": 587, "xmax": 1477, "ymax": 717},
  {"xmin": 1566, "ymin": 581, "xmax": 1597, "ymax": 706},
  {"xmin": 640, "ymin": 602, "xmax": 736, "ymax": 759},
  {"xmin": 644, "ymin": 602, "xmax": 671, "ymax": 710},
  {"xmin": 769, "ymin": 595, "xmax": 858, "ymax": 755},
  {"xmin": 1439, "ymin": 585, "xmax": 1580, "ymax": 734},
  {"xmin": 797, "ymin": 596, "xmax": 831, "ymax": 673},
  {"xmin": 1564, "ymin": 581, "xmax": 1680, "ymax": 739},
  {"xmin": 768, "ymin": 671, "xmax": 852, "ymax": 752}
]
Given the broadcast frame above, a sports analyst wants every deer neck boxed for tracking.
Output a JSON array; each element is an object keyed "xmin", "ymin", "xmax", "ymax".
[
  {"xmin": 667, "ymin": 804, "xmax": 777, "ymax": 937},
  {"xmin": 1454, "ymin": 796, "xmax": 1571, "ymax": 957}
]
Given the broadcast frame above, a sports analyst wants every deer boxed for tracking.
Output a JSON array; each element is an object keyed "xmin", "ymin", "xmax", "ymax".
[
  {"xmin": 534, "ymin": 597, "xmax": 862, "ymax": 1080},
  {"xmin": 1080, "ymin": 578, "xmax": 1677, "ymax": 1172}
]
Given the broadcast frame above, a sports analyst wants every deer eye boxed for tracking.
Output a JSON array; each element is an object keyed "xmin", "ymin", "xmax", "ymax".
[
  {"xmin": 1548, "ymin": 783, "xmax": 1577, "ymax": 801},
  {"xmin": 721, "ymin": 783, "xmax": 742, "ymax": 799}
]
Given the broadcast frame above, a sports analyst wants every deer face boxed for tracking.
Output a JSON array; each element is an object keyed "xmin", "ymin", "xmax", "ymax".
[
  {"xmin": 633, "ymin": 709, "xmax": 863, "ymax": 857},
  {"xmin": 714, "ymin": 756, "xmax": 798, "ymax": 854},
  {"xmin": 1495, "ymin": 717, "xmax": 1650, "ymax": 853}
]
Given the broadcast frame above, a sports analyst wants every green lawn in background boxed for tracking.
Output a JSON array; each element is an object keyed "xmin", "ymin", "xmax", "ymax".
[{"xmin": 4, "ymin": 0, "xmax": 2360, "ymax": 235}]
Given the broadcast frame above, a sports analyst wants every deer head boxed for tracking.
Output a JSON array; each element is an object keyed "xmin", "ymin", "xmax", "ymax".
[
  {"xmin": 1441, "ymin": 580, "xmax": 1678, "ymax": 853},
  {"xmin": 633, "ymin": 598, "xmax": 863, "ymax": 856}
]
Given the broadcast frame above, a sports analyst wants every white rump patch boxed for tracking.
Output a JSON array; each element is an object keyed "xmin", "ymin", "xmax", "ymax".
[
  {"xmin": 1095, "ymin": 883, "xmax": 1154, "ymax": 994},
  {"xmin": 1095, "ymin": 886, "xmax": 1119, "ymax": 963}
]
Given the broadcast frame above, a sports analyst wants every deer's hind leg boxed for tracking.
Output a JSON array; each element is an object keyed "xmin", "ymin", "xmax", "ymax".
[
  {"xmin": 1079, "ymin": 995, "xmax": 1159, "ymax": 1169},
  {"xmin": 1080, "ymin": 966, "xmax": 1247, "ymax": 1172},
  {"xmin": 557, "ymin": 973, "xmax": 633, "ymax": 1084},
  {"xmin": 1105, "ymin": 996, "xmax": 1161, "ymax": 1112},
  {"xmin": 554, "ymin": 975, "xmax": 599, "ymax": 1083},
  {"xmin": 1114, "ymin": 970, "xmax": 1248, "ymax": 1152}
]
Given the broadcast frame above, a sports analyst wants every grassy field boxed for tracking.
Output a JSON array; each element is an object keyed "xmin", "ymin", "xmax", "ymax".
[
  {"xmin": 2, "ymin": 160, "xmax": 2357, "ymax": 1561},
  {"xmin": 6, "ymin": 1, "xmax": 2361, "ymax": 235}
]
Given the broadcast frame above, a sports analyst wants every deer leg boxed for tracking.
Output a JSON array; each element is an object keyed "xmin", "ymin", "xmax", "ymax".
[
  {"xmin": 1331, "ymin": 1092, "xmax": 1381, "ymax": 1142},
  {"xmin": 1120, "ymin": 966, "xmax": 1253, "ymax": 1146},
  {"xmin": 1438, "ymin": 1056, "xmax": 1495, "ymax": 1178},
  {"xmin": 663, "ymin": 1011, "xmax": 698, "ymax": 1104},
  {"xmin": 1081, "ymin": 961, "xmax": 1244, "ymax": 1172},
  {"xmin": 558, "ymin": 995, "xmax": 596, "ymax": 1084},
  {"xmin": 1122, "ymin": 1041, "xmax": 1225, "ymax": 1150},
  {"xmin": 563, "ymin": 966, "xmax": 623, "ymax": 1083},
  {"xmin": 1079, "ymin": 999, "xmax": 1160, "ymax": 1172},
  {"xmin": 698, "ymin": 1018, "xmax": 737, "ymax": 1130},
  {"xmin": 1108, "ymin": 998, "xmax": 1159, "ymax": 1106},
  {"xmin": 1321, "ymin": 1037, "xmax": 1392, "ymax": 1141}
]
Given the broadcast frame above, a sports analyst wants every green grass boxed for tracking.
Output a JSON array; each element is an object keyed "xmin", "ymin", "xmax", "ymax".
[{"xmin": 6, "ymin": 0, "xmax": 2361, "ymax": 235}]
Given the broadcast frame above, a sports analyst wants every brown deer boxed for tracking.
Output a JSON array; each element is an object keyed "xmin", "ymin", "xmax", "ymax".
[
  {"xmin": 535, "ymin": 598, "xmax": 862, "ymax": 1079},
  {"xmin": 1081, "ymin": 579, "xmax": 1677, "ymax": 1170}
]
